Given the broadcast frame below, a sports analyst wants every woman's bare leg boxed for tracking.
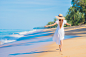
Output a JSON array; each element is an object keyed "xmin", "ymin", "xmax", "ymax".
[
  {"xmin": 60, "ymin": 40, "xmax": 63, "ymax": 52},
  {"xmin": 59, "ymin": 45, "xmax": 60, "ymax": 49}
]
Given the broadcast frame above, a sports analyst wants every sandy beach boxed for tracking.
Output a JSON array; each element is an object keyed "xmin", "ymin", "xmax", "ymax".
[
  {"xmin": 38, "ymin": 25, "xmax": 86, "ymax": 57},
  {"xmin": 0, "ymin": 25, "xmax": 86, "ymax": 57}
]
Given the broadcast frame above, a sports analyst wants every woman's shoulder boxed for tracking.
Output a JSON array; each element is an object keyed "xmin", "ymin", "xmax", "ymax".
[
  {"xmin": 64, "ymin": 19, "xmax": 67, "ymax": 21},
  {"xmin": 55, "ymin": 20, "xmax": 59, "ymax": 24},
  {"xmin": 56, "ymin": 20, "xmax": 59, "ymax": 22},
  {"xmin": 64, "ymin": 20, "xmax": 67, "ymax": 24}
]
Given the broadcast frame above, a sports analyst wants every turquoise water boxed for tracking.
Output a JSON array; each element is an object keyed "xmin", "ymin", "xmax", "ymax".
[
  {"xmin": 0, "ymin": 29, "xmax": 79, "ymax": 45},
  {"xmin": 0, "ymin": 29, "xmax": 32, "ymax": 44}
]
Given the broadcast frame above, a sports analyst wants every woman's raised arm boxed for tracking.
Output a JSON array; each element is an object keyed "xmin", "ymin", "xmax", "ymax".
[{"xmin": 44, "ymin": 22, "xmax": 57, "ymax": 27}]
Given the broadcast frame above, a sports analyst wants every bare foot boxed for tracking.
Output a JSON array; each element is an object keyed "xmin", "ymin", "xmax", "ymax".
[
  {"xmin": 60, "ymin": 48, "xmax": 62, "ymax": 52},
  {"xmin": 58, "ymin": 50, "xmax": 63, "ymax": 55}
]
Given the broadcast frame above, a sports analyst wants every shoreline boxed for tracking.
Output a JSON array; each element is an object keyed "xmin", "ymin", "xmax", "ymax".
[
  {"xmin": 0, "ymin": 25, "xmax": 86, "ymax": 45},
  {"xmin": 0, "ymin": 25, "xmax": 86, "ymax": 46},
  {"xmin": 0, "ymin": 25, "xmax": 86, "ymax": 57}
]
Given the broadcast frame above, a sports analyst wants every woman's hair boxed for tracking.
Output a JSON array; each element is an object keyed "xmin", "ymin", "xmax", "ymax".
[{"xmin": 59, "ymin": 19, "xmax": 63, "ymax": 29}]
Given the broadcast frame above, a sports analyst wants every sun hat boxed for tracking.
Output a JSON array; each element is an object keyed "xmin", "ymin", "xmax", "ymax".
[{"xmin": 55, "ymin": 14, "xmax": 65, "ymax": 19}]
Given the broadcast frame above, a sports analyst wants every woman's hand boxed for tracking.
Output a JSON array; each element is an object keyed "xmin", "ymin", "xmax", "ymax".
[
  {"xmin": 70, "ymin": 24, "xmax": 71, "ymax": 26},
  {"xmin": 44, "ymin": 25, "xmax": 48, "ymax": 27}
]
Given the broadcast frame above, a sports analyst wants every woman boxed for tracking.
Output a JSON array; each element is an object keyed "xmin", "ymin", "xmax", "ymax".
[{"xmin": 44, "ymin": 14, "xmax": 71, "ymax": 52}]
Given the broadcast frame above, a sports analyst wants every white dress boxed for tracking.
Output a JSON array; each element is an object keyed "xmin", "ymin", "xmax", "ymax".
[{"xmin": 53, "ymin": 20, "xmax": 67, "ymax": 45}]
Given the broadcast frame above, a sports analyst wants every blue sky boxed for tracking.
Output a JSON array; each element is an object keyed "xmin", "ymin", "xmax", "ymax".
[{"xmin": 0, "ymin": 0, "xmax": 72, "ymax": 30}]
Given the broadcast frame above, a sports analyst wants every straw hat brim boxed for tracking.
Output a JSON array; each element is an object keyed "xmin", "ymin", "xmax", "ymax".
[{"xmin": 55, "ymin": 16, "xmax": 65, "ymax": 19}]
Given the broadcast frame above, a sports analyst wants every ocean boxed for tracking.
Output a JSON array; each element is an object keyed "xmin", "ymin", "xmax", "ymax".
[
  {"xmin": 0, "ymin": 29, "xmax": 42, "ymax": 45},
  {"xmin": 0, "ymin": 29, "xmax": 79, "ymax": 45}
]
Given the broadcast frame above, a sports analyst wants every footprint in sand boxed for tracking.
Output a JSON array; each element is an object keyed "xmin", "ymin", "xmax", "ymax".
[
  {"xmin": 58, "ymin": 52, "xmax": 70, "ymax": 57},
  {"xmin": 58, "ymin": 51, "xmax": 63, "ymax": 55}
]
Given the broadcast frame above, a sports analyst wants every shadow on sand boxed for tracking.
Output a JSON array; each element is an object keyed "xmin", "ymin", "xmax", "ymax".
[{"xmin": 9, "ymin": 49, "xmax": 59, "ymax": 56}]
